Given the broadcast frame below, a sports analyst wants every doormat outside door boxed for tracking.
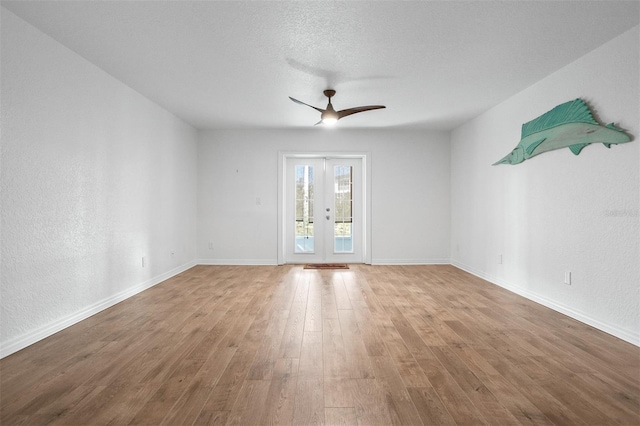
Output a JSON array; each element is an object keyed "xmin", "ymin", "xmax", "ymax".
[{"xmin": 303, "ymin": 264, "xmax": 349, "ymax": 270}]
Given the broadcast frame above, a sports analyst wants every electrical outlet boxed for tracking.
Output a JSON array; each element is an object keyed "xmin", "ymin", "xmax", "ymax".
[
  {"xmin": 498, "ymin": 254, "xmax": 503, "ymax": 264},
  {"xmin": 142, "ymin": 256, "xmax": 146, "ymax": 267},
  {"xmin": 564, "ymin": 271, "xmax": 571, "ymax": 285},
  {"xmin": 208, "ymin": 242, "xmax": 214, "ymax": 250}
]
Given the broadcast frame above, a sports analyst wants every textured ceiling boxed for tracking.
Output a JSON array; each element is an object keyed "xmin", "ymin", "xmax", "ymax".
[{"xmin": 2, "ymin": 1, "xmax": 639, "ymax": 130}]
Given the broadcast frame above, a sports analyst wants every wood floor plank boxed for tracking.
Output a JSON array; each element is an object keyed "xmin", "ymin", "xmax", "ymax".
[
  {"xmin": 469, "ymin": 345, "xmax": 567, "ymax": 425},
  {"xmin": 293, "ymin": 379, "xmax": 325, "ymax": 426},
  {"xmin": 1, "ymin": 339, "xmax": 116, "ymax": 422},
  {"xmin": 387, "ymin": 307, "xmax": 438, "ymax": 355},
  {"xmin": 14, "ymin": 329, "xmax": 174, "ymax": 425},
  {"xmin": 402, "ymin": 310, "xmax": 449, "ymax": 347},
  {"xmin": 351, "ymin": 378, "xmax": 394, "ymax": 426},
  {"xmin": 529, "ymin": 353, "xmax": 637, "ymax": 424},
  {"xmin": 407, "ymin": 386, "xmax": 456, "ymax": 425},
  {"xmin": 279, "ymin": 301, "xmax": 308, "ymax": 359},
  {"xmin": 1, "ymin": 264, "xmax": 637, "ymax": 425},
  {"xmin": 197, "ymin": 284, "xmax": 275, "ymax": 415},
  {"xmin": 271, "ymin": 268, "xmax": 301, "ymax": 311},
  {"xmin": 128, "ymin": 357, "xmax": 208, "ymax": 425},
  {"xmin": 292, "ymin": 271, "xmax": 310, "ymax": 305},
  {"xmin": 450, "ymin": 343, "xmax": 585, "ymax": 425},
  {"xmin": 73, "ymin": 332, "xmax": 201, "ymax": 425},
  {"xmin": 415, "ymin": 354, "xmax": 490, "ymax": 425},
  {"xmin": 246, "ymin": 308, "xmax": 290, "ymax": 380},
  {"xmin": 341, "ymin": 270, "xmax": 366, "ymax": 307},
  {"xmin": 198, "ymin": 343, "xmax": 261, "ymax": 413},
  {"xmin": 321, "ymin": 272, "xmax": 340, "ymax": 320},
  {"xmin": 260, "ymin": 358, "xmax": 299, "ymax": 426},
  {"xmin": 352, "ymin": 307, "xmax": 387, "ymax": 357},
  {"xmin": 304, "ymin": 274, "xmax": 323, "ymax": 332},
  {"xmin": 325, "ymin": 407, "xmax": 357, "ymax": 426},
  {"xmin": 372, "ymin": 314, "xmax": 430, "ymax": 387},
  {"xmin": 160, "ymin": 347, "xmax": 236, "ymax": 425},
  {"xmin": 369, "ymin": 356, "xmax": 423, "ymax": 425},
  {"xmin": 338, "ymin": 309, "xmax": 375, "ymax": 379},
  {"xmin": 332, "ymin": 274, "xmax": 352, "ymax": 310},
  {"xmin": 225, "ymin": 379, "xmax": 271, "ymax": 426},
  {"xmin": 430, "ymin": 345, "xmax": 520, "ymax": 425},
  {"xmin": 193, "ymin": 409, "xmax": 229, "ymax": 425},
  {"xmin": 299, "ymin": 331, "xmax": 323, "ymax": 380},
  {"xmin": 578, "ymin": 371, "xmax": 640, "ymax": 417},
  {"xmin": 323, "ymin": 318, "xmax": 350, "ymax": 379},
  {"xmin": 324, "ymin": 377, "xmax": 354, "ymax": 408},
  {"xmin": 29, "ymin": 385, "xmax": 107, "ymax": 426}
]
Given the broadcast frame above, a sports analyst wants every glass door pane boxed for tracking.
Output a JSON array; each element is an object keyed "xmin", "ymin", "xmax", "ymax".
[
  {"xmin": 294, "ymin": 165, "xmax": 315, "ymax": 253},
  {"xmin": 333, "ymin": 165, "xmax": 353, "ymax": 253}
]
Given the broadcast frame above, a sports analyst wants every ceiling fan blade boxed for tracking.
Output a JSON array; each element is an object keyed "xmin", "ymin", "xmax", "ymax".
[
  {"xmin": 337, "ymin": 105, "xmax": 386, "ymax": 120},
  {"xmin": 289, "ymin": 96, "xmax": 325, "ymax": 113}
]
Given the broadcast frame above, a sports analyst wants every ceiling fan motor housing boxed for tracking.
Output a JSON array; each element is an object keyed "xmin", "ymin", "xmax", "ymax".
[{"xmin": 323, "ymin": 89, "xmax": 336, "ymax": 99}]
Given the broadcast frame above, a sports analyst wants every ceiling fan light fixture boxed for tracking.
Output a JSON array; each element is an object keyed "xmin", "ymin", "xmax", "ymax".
[
  {"xmin": 321, "ymin": 99, "xmax": 339, "ymax": 125},
  {"xmin": 321, "ymin": 110, "xmax": 339, "ymax": 125}
]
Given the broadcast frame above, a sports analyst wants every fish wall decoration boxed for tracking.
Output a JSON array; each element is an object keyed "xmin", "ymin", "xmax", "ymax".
[{"xmin": 493, "ymin": 98, "xmax": 632, "ymax": 165}]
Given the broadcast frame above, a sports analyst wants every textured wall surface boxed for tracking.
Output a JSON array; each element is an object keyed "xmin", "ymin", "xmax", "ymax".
[
  {"xmin": 197, "ymin": 129, "xmax": 451, "ymax": 265},
  {"xmin": 1, "ymin": 10, "xmax": 199, "ymax": 356},
  {"xmin": 450, "ymin": 26, "xmax": 639, "ymax": 344}
]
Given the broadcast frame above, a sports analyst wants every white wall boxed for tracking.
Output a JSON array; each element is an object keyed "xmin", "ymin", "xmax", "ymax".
[
  {"xmin": 1, "ymin": 9, "xmax": 199, "ymax": 357},
  {"xmin": 198, "ymin": 129, "xmax": 451, "ymax": 265},
  {"xmin": 450, "ymin": 26, "xmax": 639, "ymax": 345}
]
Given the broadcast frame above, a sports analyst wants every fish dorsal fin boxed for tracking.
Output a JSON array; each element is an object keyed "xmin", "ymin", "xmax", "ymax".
[{"xmin": 521, "ymin": 99, "xmax": 598, "ymax": 139}]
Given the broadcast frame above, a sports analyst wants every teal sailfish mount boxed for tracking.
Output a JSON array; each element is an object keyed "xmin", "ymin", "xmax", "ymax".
[{"xmin": 493, "ymin": 98, "xmax": 632, "ymax": 165}]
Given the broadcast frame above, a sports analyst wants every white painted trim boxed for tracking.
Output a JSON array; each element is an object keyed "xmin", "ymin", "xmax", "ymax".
[
  {"xmin": 451, "ymin": 260, "xmax": 640, "ymax": 347},
  {"xmin": 0, "ymin": 261, "xmax": 197, "ymax": 359},
  {"xmin": 4, "ymin": 259, "xmax": 635, "ymax": 359},
  {"xmin": 197, "ymin": 259, "xmax": 278, "ymax": 266},
  {"xmin": 371, "ymin": 258, "xmax": 451, "ymax": 265}
]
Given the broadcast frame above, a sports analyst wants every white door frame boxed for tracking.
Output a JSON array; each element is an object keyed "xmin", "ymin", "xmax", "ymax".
[{"xmin": 278, "ymin": 151, "xmax": 371, "ymax": 265}]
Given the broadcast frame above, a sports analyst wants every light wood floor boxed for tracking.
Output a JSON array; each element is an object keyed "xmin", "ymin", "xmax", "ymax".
[{"xmin": 1, "ymin": 265, "xmax": 638, "ymax": 425}]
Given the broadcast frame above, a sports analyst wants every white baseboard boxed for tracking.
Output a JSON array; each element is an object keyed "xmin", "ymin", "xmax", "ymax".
[
  {"xmin": 0, "ymin": 260, "xmax": 197, "ymax": 359},
  {"xmin": 451, "ymin": 260, "xmax": 639, "ymax": 347},
  {"xmin": 199, "ymin": 258, "xmax": 450, "ymax": 266},
  {"xmin": 371, "ymin": 258, "xmax": 450, "ymax": 265},
  {"xmin": 197, "ymin": 259, "xmax": 278, "ymax": 266},
  {"xmin": 5, "ymin": 259, "xmax": 634, "ymax": 359}
]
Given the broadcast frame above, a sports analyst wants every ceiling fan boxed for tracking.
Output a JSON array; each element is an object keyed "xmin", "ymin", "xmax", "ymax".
[{"xmin": 289, "ymin": 89, "xmax": 385, "ymax": 126}]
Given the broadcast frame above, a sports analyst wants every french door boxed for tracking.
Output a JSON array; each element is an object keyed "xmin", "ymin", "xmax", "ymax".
[{"xmin": 284, "ymin": 157, "xmax": 363, "ymax": 264}]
